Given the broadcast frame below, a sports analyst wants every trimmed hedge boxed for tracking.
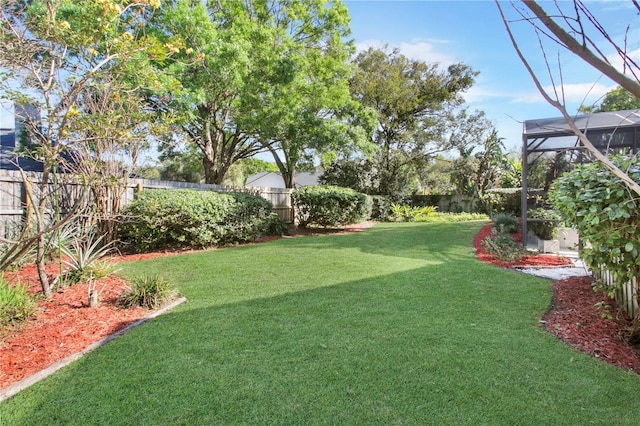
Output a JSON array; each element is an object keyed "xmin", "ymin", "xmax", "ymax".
[
  {"xmin": 119, "ymin": 189, "xmax": 283, "ymax": 252},
  {"xmin": 292, "ymin": 185, "xmax": 371, "ymax": 227}
]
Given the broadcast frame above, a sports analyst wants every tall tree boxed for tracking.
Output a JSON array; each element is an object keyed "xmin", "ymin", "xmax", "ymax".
[
  {"xmin": 149, "ymin": 0, "xmax": 264, "ymax": 184},
  {"xmin": 236, "ymin": 0, "xmax": 373, "ymax": 188},
  {"xmin": 0, "ymin": 0, "xmax": 166, "ymax": 295},
  {"xmin": 349, "ymin": 46, "xmax": 482, "ymax": 196},
  {"xmin": 151, "ymin": 0, "xmax": 367, "ymax": 187}
]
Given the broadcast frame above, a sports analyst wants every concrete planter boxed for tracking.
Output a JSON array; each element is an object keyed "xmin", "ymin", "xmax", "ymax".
[
  {"xmin": 557, "ymin": 227, "xmax": 579, "ymax": 250},
  {"xmin": 538, "ymin": 239, "xmax": 560, "ymax": 254}
]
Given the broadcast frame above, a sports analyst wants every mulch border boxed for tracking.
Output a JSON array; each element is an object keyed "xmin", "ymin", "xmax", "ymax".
[{"xmin": 0, "ymin": 297, "xmax": 187, "ymax": 403}]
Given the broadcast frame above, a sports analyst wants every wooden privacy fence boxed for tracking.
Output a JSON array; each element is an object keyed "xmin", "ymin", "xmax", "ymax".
[{"xmin": 0, "ymin": 170, "xmax": 294, "ymax": 239}]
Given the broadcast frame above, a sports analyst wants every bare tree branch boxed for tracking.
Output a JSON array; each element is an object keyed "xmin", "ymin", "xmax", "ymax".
[
  {"xmin": 522, "ymin": 0, "xmax": 640, "ymax": 99},
  {"xmin": 496, "ymin": 0, "xmax": 640, "ymax": 196}
]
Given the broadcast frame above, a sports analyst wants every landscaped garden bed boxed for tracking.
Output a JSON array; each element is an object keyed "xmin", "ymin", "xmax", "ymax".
[{"xmin": 2, "ymin": 221, "xmax": 640, "ymax": 396}]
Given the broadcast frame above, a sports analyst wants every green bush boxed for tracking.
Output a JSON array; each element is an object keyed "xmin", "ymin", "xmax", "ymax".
[
  {"xmin": 527, "ymin": 208, "xmax": 562, "ymax": 240},
  {"xmin": 119, "ymin": 189, "xmax": 279, "ymax": 252},
  {"xmin": 390, "ymin": 204, "xmax": 438, "ymax": 222},
  {"xmin": 415, "ymin": 212, "xmax": 488, "ymax": 223},
  {"xmin": 492, "ymin": 213, "xmax": 518, "ymax": 234},
  {"xmin": 481, "ymin": 229, "xmax": 525, "ymax": 262},
  {"xmin": 369, "ymin": 195, "xmax": 392, "ymax": 221},
  {"xmin": 117, "ymin": 275, "xmax": 179, "ymax": 310},
  {"xmin": 0, "ymin": 277, "xmax": 37, "ymax": 329},
  {"xmin": 482, "ymin": 188, "xmax": 545, "ymax": 216},
  {"xmin": 549, "ymin": 155, "xmax": 640, "ymax": 299},
  {"xmin": 292, "ymin": 186, "xmax": 371, "ymax": 227}
]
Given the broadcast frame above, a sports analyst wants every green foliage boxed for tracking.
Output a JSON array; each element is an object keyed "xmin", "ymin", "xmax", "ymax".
[
  {"xmin": 581, "ymin": 86, "xmax": 640, "ymax": 113},
  {"xmin": 117, "ymin": 275, "xmax": 179, "ymax": 310},
  {"xmin": 549, "ymin": 155, "xmax": 640, "ymax": 297},
  {"xmin": 390, "ymin": 204, "xmax": 438, "ymax": 222},
  {"xmin": 60, "ymin": 232, "xmax": 115, "ymax": 285},
  {"xmin": 480, "ymin": 229, "xmax": 525, "ymax": 262},
  {"xmin": 481, "ymin": 188, "xmax": 523, "ymax": 216},
  {"xmin": 292, "ymin": 186, "xmax": 371, "ymax": 228},
  {"xmin": 351, "ymin": 46, "xmax": 486, "ymax": 197},
  {"xmin": 369, "ymin": 195, "xmax": 392, "ymax": 221},
  {"xmin": 416, "ymin": 212, "xmax": 488, "ymax": 223},
  {"xmin": 492, "ymin": 213, "xmax": 518, "ymax": 234},
  {"xmin": 527, "ymin": 208, "xmax": 562, "ymax": 240},
  {"xmin": 452, "ymin": 130, "xmax": 509, "ymax": 205},
  {"xmin": 119, "ymin": 189, "xmax": 276, "ymax": 252},
  {"xmin": 0, "ymin": 277, "xmax": 37, "ymax": 329}
]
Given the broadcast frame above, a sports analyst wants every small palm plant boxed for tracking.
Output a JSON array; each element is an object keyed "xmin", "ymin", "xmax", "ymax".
[{"xmin": 59, "ymin": 231, "xmax": 116, "ymax": 306}]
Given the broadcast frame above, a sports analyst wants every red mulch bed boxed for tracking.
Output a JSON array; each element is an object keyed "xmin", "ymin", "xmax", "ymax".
[
  {"xmin": 473, "ymin": 222, "xmax": 572, "ymax": 268},
  {"xmin": 475, "ymin": 221, "xmax": 640, "ymax": 374},
  {"xmin": 1, "ymin": 221, "xmax": 639, "ymax": 393},
  {"xmin": 1, "ymin": 263, "xmax": 148, "ymax": 390}
]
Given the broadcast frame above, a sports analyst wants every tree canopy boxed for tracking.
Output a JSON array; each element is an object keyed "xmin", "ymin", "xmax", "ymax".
[
  {"xmin": 346, "ymin": 46, "xmax": 489, "ymax": 196},
  {"xmin": 150, "ymin": 0, "xmax": 367, "ymax": 187}
]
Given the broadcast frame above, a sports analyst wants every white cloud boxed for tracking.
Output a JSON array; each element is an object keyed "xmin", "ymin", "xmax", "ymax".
[
  {"xmin": 607, "ymin": 47, "xmax": 640, "ymax": 76},
  {"xmin": 510, "ymin": 82, "xmax": 615, "ymax": 105},
  {"xmin": 355, "ymin": 39, "xmax": 458, "ymax": 68}
]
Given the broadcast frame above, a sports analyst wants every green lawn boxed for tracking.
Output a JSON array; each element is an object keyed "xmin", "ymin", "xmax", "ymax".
[{"xmin": 3, "ymin": 222, "xmax": 640, "ymax": 424}]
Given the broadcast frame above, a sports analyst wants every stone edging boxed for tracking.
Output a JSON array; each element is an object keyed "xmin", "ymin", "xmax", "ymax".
[{"xmin": 0, "ymin": 297, "xmax": 187, "ymax": 403}]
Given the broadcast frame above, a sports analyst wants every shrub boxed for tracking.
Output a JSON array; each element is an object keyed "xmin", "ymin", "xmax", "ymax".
[
  {"xmin": 292, "ymin": 186, "xmax": 371, "ymax": 227},
  {"xmin": 481, "ymin": 229, "xmax": 525, "ymax": 262},
  {"xmin": 390, "ymin": 204, "xmax": 438, "ymax": 222},
  {"xmin": 549, "ymin": 155, "xmax": 640, "ymax": 300},
  {"xmin": 416, "ymin": 212, "xmax": 489, "ymax": 223},
  {"xmin": 0, "ymin": 277, "xmax": 37, "ymax": 329},
  {"xmin": 369, "ymin": 195, "xmax": 392, "ymax": 221},
  {"xmin": 119, "ymin": 189, "xmax": 277, "ymax": 252},
  {"xmin": 527, "ymin": 208, "xmax": 562, "ymax": 240},
  {"xmin": 117, "ymin": 275, "xmax": 179, "ymax": 310},
  {"xmin": 492, "ymin": 213, "xmax": 518, "ymax": 234},
  {"xmin": 481, "ymin": 188, "xmax": 522, "ymax": 216}
]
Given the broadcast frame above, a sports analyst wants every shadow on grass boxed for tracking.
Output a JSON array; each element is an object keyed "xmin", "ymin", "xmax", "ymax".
[{"xmin": 4, "ymin": 254, "xmax": 640, "ymax": 424}]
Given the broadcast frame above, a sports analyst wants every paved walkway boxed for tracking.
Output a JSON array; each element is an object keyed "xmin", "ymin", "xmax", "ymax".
[{"xmin": 516, "ymin": 245, "xmax": 592, "ymax": 280}]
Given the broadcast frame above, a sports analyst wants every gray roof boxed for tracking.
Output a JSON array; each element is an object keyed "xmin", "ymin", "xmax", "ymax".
[{"xmin": 523, "ymin": 109, "xmax": 640, "ymax": 138}]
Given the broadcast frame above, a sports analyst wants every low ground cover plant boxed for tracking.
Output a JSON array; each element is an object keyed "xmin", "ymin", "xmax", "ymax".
[
  {"xmin": 480, "ymin": 227, "xmax": 525, "ymax": 262},
  {"xmin": 292, "ymin": 185, "xmax": 370, "ymax": 227},
  {"xmin": 0, "ymin": 277, "xmax": 36, "ymax": 329},
  {"xmin": 481, "ymin": 214, "xmax": 525, "ymax": 262},
  {"xmin": 119, "ymin": 189, "xmax": 284, "ymax": 252},
  {"xmin": 389, "ymin": 203, "xmax": 438, "ymax": 222},
  {"xmin": 417, "ymin": 212, "xmax": 488, "ymax": 223}
]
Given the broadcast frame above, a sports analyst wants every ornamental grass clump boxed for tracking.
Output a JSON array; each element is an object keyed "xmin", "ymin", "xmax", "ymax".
[{"xmin": 117, "ymin": 275, "xmax": 179, "ymax": 310}]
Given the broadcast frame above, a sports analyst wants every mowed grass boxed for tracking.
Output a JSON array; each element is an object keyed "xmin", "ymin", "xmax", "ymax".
[{"xmin": 3, "ymin": 222, "xmax": 640, "ymax": 424}]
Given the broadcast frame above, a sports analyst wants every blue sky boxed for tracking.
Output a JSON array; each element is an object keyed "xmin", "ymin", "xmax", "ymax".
[{"xmin": 345, "ymin": 0, "xmax": 640, "ymax": 152}]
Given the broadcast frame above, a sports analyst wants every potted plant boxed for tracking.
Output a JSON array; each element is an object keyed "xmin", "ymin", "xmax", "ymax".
[{"xmin": 528, "ymin": 208, "xmax": 562, "ymax": 253}]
